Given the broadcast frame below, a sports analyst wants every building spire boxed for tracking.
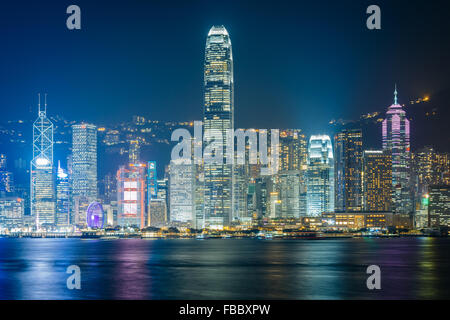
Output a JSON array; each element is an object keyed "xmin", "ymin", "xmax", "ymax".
[
  {"xmin": 44, "ymin": 93, "xmax": 47, "ymax": 113},
  {"xmin": 38, "ymin": 93, "xmax": 41, "ymax": 112},
  {"xmin": 394, "ymin": 84, "xmax": 398, "ymax": 105}
]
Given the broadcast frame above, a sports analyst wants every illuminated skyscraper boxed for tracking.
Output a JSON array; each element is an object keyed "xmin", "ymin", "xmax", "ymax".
[
  {"xmin": 362, "ymin": 150, "xmax": 392, "ymax": 211},
  {"xmin": 382, "ymin": 86, "xmax": 412, "ymax": 214},
  {"xmin": 169, "ymin": 159, "xmax": 194, "ymax": 224},
  {"xmin": 306, "ymin": 135, "xmax": 334, "ymax": 216},
  {"xmin": 148, "ymin": 199, "xmax": 167, "ymax": 227},
  {"xmin": 147, "ymin": 161, "xmax": 157, "ymax": 201},
  {"xmin": 117, "ymin": 163, "xmax": 146, "ymax": 228},
  {"xmin": 334, "ymin": 129, "xmax": 363, "ymax": 211},
  {"xmin": 203, "ymin": 25, "xmax": 234, "ymax": 229},
  {"xmin": 72, "ymin": 123, "xmax": 97, "ymax": 226},
  {"xmin": 279, "ymin": 130, "xmax": 308, "ymax": 216},
  {"xmin": 0, "ymin": 154, "xmax": 14, "ymax": 195},
  {"xmin": 0, "ymin": 197, "xmax": 24, "ymax": 230},
  {"xmin": 56, "ymin": 162, "xmax": 71, "ymax": 228},
  {"xmin": 428, "ymin": 185, "xmax": 450, "ymax": 227},
  {"xmin": 31, "ymin": 95, "xmax": 55, "ymax": 228},
  {"xmin": 278, "ymin": 170, "xmax": 301, "ymax": 218}
]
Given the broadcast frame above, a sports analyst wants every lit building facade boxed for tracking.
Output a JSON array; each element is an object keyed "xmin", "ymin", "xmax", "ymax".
[
  {"xmin": 0, "ymin": 154, "xmax": 14, "ymax": 195},
  {"xmin": 169, "ymin": 159, "xmax": 194, "ymax": 224},
  {"xmin": 278, "ymin": 170, "xmax": 301, "ymax": 218},
  {"xmin": 362, "ymin": 150, "xmax": 392, "ymax": 211},
  {"xmin": 382, "ymin": 87, "xmax": 412, "ymax": 214},
  {"xmin": 334, "ymin": 129, "xmax": 363, "ymax": 212},
  {"xmin": 31, "ymin": 96, "xmax": 55, "ymax": 228},
  {"xmin": 72, "ymin": 123, "xmax": 97, "ymax": 226},
  {"xmin": 428, "ymin": 185, "xmax": 450, "ymax": 227},
  {"xmin": 412, "ymin": 147, "xmax": 450, "ymax": 204},
  {"xmin": 117, "ymin": 163, "xmax": 146, "ymax": 228},
  {"xmin": 307, "ymin": 135, "xmax": 334, "ymax": 216},
  {"xmin": 203, "ymin": 25, "xmax": 234, "ymax": 229},
  {"xmin": 148, "ymin": 199, "xmax": 167, "ymax": 227},
  {"xmin": 0, "ymin": 197, "xmax": 24, "ymax": 230},
  {"xmin": 56, "ymin": 162, "xmax": 71, "ymax": 228}
]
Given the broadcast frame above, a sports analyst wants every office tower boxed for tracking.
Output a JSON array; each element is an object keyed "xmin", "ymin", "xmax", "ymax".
[
  {"xmin": 334, "ymin": 129, "xmax": 363, "ymax": 212},
  {"xmin": 278, "ymin": 170, "xmax": 301, "ymax": 218},
  {"xmin": 279, "ymin": 130, "xmax": 308, "ymax": 217},
  {"xmin": 148, "ymin": 199, "xmax": 167, "ymax": 227},
  {"xmin": 232, "ymin": 163, "xmax": 248, "ymax": 223},
  {"xmin": 435, "ymin": 152, "xmax": 450, "ymax": 185},
  {"xmin": 254, "ymin": 177, "xmax": 269, "ymax": 218},
  {"xmin": 147, "ymin": 161, "xmax": 158, "ymax": 201},
  {"xmin": 56, "ymin": 162, "xmax": 71, "ymax": 228},
  {"xmin": 306, "ymin": 135, "xmax": 334, "ymax": 216},
  {"xmin": 31, "ymin": 95, "xmax": 56, "ymax": 228},
  {"xmin": 246, "ymin": 181, "xmax": 256, "ymax": 222},
  {"xmin": 193, "ymin": 164, "xmax": 205, "ymax": 229},
  {"xmin": 362, "ymin": 150, "xmax": 392, "ymax": 211},
  {"xmin": 412, "ymin": 147, "xmax": 450, "ymax": 198},
  {"xmin": 428, "ymin": 185, "xmax": 450, "ymax": 227},
  {"xmin": 279, "ymin": 130, "xmax": 307, "ymax": 171},
  {"xmin": 72, "ymin": 123, "xmax": 97, "ymax": 226},
  {"xmin": 157, "ymin": 178, "xmax": 170, "ymax": 215},
  {"xmin": 169, "ymin": 159, "xmax": 194, "ymax": 224},
  {"xmin": 269, "ymin": 191, "xmax": 281, "ymax": 218},
  {"xmin": 0, "ymin": 154, "xmax": 14, "ymax": 195},
  {"xmin": 0, "ymin": 197, "xmax": 24, "ymax": 230},
  {"xmin": 117, "ymin": 163, "xmax": 146, "ymax": 228},
  {"xmin": 203, "ymin": 25, "xmax": 234, "ymax": 229},
  {"xmin": 382, "ymin": 86, "xmax": 412, "ymax": 214},
  {"xmin": 146, "ymin": 161, "xmax": 158, "ymax": 226}
]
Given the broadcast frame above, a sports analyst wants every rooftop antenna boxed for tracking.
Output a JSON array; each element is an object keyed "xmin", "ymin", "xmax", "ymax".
[
  {"xmin": 44, "ymin": 93, "xmax": 47, "ymax": 113},
  {"xmin": 38, "ymin": 93, "xmax": 41, "ymax": 112},
  {"xmin": 394, "ymin": 84, "xmax": 398, "ymax": 105}
]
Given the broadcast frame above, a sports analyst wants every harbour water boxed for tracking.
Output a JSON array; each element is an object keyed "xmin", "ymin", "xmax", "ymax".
[{"xmin": 0, "ymin": 237, "xmax": 449, "ymax": 299}]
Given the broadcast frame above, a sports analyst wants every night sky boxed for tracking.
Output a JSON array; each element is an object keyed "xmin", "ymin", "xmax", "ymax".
[{"xmin": 0, "ymin": 0, "xmax": 449, "ymax": 137}]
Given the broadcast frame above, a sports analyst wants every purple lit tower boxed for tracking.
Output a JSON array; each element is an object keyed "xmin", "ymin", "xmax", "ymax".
[
  {"xmin": 382, "ymin": 86, "xmax": 412, "ymax": 214},
  {"xmin": 86, "ymin": 201, "xmax": 104, "ymax": 228}
]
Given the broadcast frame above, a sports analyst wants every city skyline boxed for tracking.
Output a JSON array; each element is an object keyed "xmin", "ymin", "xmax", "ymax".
[
  {"xmin": 1, "ymin": 0, "xmax": 450, "ymax": 305},
  {"xmin": 0, "ymin": 75, "xmax": 448, "ymax": 231},
  {"xmin": 0, "ymin": 8, "xmax": 448, "ymax": 232}
]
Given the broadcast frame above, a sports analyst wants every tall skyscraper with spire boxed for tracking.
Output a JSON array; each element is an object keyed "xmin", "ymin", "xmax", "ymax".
[
  {"xmin": 203, "ymin": 25, "xmax": 234, "ymax": 229},
  {"xmin": 30, "ymin": 94, "xmax": 55, "ymax": 228},
  {"xmin": 382, "ymin": 86, "xmax": 412, "ymax": 214}
]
